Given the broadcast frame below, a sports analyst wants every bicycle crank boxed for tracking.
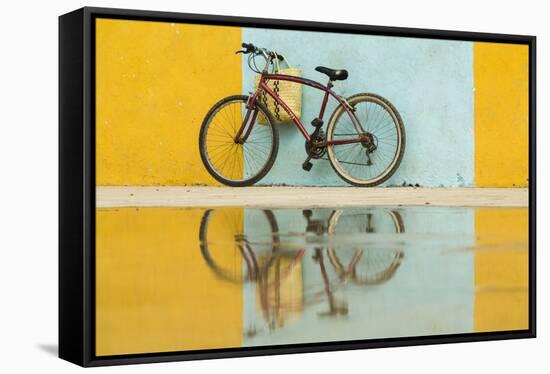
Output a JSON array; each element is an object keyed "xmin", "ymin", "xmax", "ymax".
[{"xmin": 303, "ymin": 129, "xmax": 327, "ymax": 172}]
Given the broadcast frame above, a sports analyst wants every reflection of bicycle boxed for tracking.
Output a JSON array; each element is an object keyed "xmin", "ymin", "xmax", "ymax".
[
  {"xmin": 198, "ymin": 208, "xmax": 404, "ymax": 334},
  {"xmin": 301, "ymin": 208, "xmax": 404, "ymax": 286},
  {"xmin": 301, "ymin": 209, "xmax": 404, "ymax": 318},
  {"xmin": 199, "ymin": 209, "xmax": 304, "ymax": 332},
  {"xmin": 326, "ymin": 209, "xmax": 405, "ymax": 285},
  {"xmin": 199, "ymin": 42, "xmax": 405, "ymax": 187},
  {"xmin": 199, "ymin": 209, "xmax": 283, "ymax": 283}
]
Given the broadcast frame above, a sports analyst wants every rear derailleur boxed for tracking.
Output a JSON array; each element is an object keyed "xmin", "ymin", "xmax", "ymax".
[{"xmin": 360, "ymin": 132, "xmax": 377, "ymax": 166}]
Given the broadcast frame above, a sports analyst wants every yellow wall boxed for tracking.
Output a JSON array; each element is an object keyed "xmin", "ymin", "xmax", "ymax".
[
  {"xmin": 96, "ymin": 19, "xmax": 242, "ymax": 185},
  {"xmin": 474, "ymin": 43, "xmax": 529, "ymax": 187},
  {"xmin": 95, "ymin": 207, "xmax": 243, "ymax": 355},
  {"xmin": 96, "ymin": 20, "xmax": 530, "ymax": 187},
  {"xmin": 474, "ymin": 208, "xmax": 529, "ymax": 332}
]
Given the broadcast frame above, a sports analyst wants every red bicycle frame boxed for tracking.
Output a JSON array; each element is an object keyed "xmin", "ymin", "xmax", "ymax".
[{"xmin": 236, "ymin": 72, "xmax": 368, "ymax": 147}]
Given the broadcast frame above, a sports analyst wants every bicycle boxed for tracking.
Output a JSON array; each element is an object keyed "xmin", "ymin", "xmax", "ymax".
[
  {"xmin": 199, "ymin": 208, "xmax": 304, "ymax": 332},
  {"xmin": 199, "ymin": 42, "xmax": 406, "ymax": 187}
]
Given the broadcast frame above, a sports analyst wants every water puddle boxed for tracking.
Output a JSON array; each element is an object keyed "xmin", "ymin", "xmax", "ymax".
[{"xmin": 95, "ymin": 206, "xmax": 528, "ymax": 356}]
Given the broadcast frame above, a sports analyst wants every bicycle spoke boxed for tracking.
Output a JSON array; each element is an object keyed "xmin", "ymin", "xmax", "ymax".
[
  {"xmin": 202, "ymin": 98, "xmax": 275, "ymax": 184},
  {"xmin": 328, "ymin": 96, "xmax": 403, "ymax": 185}
]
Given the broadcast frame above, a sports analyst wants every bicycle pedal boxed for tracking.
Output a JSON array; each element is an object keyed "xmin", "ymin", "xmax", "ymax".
[{"xmin": 302, "ymin": 160, "xmax": 313, "ymax": 172}]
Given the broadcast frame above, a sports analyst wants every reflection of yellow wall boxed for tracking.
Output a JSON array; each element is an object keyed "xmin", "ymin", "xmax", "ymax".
[
  {"xmin": 96, "ymin": 208, "xmax": 243, "ymax": 355},
  {"xmin": 474, "ymin": 43, "xmax": 529, "ymax": 187},
  {"xmin": 474, "ymin": 208, "xmax": 528, "ymax": 332},
  {"xmin": 96, "ymin": 19, "xmax": 242, "ymax": 185}
]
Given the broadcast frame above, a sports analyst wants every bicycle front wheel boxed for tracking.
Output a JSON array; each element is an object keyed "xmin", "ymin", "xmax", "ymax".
[
  {"xmin": 199, "ymin": 208, "xmax": 280, "ymax": 283},
  {"xmin": 199, "ymin": 95, "xmax": 279, "ymax": 186},
  {"xmin": 327, "ymin": 93, "xmax": 405, "ymax": 187}
]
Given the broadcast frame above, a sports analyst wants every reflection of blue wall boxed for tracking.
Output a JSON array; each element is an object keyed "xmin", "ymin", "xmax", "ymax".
[
  {"xmin": 242, "ymin": 28, "xmax": 474, "ymax": 187},
  {"xmin": 243, "ymin": 207, "xmax": 475, "ymax": 346}
]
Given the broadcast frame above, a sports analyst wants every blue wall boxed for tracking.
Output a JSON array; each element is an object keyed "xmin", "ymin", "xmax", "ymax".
[{"xmin": 242, "ymin": 28, "xmax": 474, "ymax": 187}]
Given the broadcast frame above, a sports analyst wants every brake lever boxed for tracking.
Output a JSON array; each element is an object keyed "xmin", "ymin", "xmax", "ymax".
[{"xmin": 235, "ymin": 50, "xmax": 245, "ymax": 54}]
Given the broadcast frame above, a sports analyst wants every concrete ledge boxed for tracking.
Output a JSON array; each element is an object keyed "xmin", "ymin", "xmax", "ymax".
[{"xmin": 96, "ymin": 187, "xmax": 529, "ymax": 208}]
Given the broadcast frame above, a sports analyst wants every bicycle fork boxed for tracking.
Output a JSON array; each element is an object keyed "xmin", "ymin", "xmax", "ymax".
[{"xmin": 234, "ymin": 93, "xmax": 260, "ymax": 144}]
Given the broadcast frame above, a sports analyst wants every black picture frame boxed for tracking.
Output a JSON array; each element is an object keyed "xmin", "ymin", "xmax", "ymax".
[{"xmin": 59, "ymin": 6, "xmax": 537, "ymax": 367}]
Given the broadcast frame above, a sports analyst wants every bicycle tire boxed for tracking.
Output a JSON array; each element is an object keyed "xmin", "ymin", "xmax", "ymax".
[
  {"xmin": 199, "ymin": 95, "xmax": 279, "ymax": 187},
  {"xmin": 326, "ymin": 93, "xmax": 405, "ymax": 187}
]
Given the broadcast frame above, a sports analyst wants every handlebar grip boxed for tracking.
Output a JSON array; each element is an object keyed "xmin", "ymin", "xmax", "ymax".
[
  {"xmin": 242, "ymin": 42, "xmax": 255, "ymax": 51},
  {"xmin": 275, "ymin": 53, "xmax": 284, "ymax": 61}
]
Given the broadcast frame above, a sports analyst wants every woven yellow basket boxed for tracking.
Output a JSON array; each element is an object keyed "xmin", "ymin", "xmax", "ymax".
[{"xmin": 254, "ymin": 56, "xmax": 302, "ymax": 124}]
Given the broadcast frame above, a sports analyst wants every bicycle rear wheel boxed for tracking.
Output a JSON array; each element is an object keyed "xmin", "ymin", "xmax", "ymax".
[
  {"xmin": 327, "ymin": 93, "xmax": 405, "ymax": 187},
  {"xmin": 199, "ymin": 95, "xmax": 279, "ymax": 186},
  {"xmin": 327, "ymin": 209, "xmax": 404, "ymax": 285}
]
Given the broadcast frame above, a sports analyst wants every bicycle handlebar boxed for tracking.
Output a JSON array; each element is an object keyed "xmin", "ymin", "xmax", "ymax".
[
  {"xmin": 236, "ymin": 42, "xmax": 284, "ymax": 61},
  {"xmin": 242, "ymin": 42, "xmax": 256, "ymax": 53}
]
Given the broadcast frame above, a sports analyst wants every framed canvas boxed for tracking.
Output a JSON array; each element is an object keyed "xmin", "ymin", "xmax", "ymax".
[{"xmin": 59, "ymin": 6, "xmax": 536, "ymax": 367}]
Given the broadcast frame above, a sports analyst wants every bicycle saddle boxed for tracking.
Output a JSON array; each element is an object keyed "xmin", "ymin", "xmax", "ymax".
[{"xmin": 315, "ymin": 66, "xmax": 348, "ymax": 81}]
